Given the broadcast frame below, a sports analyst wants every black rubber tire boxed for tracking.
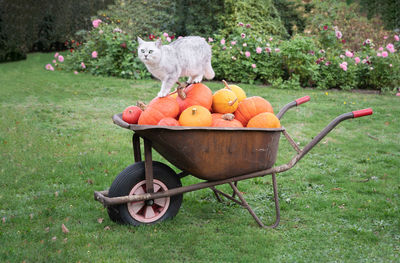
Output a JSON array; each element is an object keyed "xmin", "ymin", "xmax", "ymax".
[
  {"xmin": 107, "ymin": 205, "xmax": 124, "ymax": 223},
  {"xmin": 108, "ymin": 161, "xmax": 183, "ymax": 226}
]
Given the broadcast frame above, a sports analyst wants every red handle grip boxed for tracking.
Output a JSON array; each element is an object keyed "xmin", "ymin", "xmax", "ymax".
[
  {"xmin": 352, "ymin": 108, "xmax": 373, "ymax": 118},
  {"xmin": 295, "ymin": 96, "xmax": 310, "ymax": 105}
]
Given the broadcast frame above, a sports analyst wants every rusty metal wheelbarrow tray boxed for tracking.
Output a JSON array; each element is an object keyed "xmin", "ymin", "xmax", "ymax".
[{"xmin": 94, "ymin": 96, "xmax": 373, "ymax": 228}]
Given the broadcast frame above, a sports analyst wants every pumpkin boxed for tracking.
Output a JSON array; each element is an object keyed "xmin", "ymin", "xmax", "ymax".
[
  {"xmin": 247, "ymin": 112, "xmax": 281, "ymax": 128},
  {"xmin": 179, "ymin": 105, "xmax": 212, "ymax": 127},
  {"xmin": 176, "ymin": 83, "xmax": 213, "ymax": 113},
  {"xmin": 234, "ymin": 96, "xmax": 274, "ymax": 126},
  {"xmin": 158, "ymin": 117, "xmax": 180, "ymax": 126},
  {"xmin": 212, "ymin": 113, "xmax": 243, "ymax": 128},
  {"xmin": 212, "ymin": 89, "xmax": 238, "ymax": 114},
  {"xmin": 138, "ymin": 96, "xmax": 180, "ymax": 125},
  {"xmin": 211, "ymin": 113, "xmax": 223, "ymax": 126},
  {"xmin": 222, "ymin": 80, "xmax": 246, "ymax": 103},
  {"xmin": 122, "ymin": 105, "xmax": 142, "ymax": 124}
]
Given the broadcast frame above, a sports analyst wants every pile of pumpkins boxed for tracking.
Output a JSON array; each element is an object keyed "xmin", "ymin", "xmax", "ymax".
[{"xmin": 122, "ymin": 81, "xmax": 281, "ymax": 128}]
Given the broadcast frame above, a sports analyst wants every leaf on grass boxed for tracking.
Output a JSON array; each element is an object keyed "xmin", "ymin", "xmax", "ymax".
[
  {"xmin": 2, "ymin": 217, "xmax": 5, "ymax": 223},
  {"xmin": 104, "ymin": 226, "xmax": 111, "ymax": 230},
  {"xmin": 86, "ymin": 179, "xmax": 93, "ymax": 185},
  {"xmin": 45, "ymin": 227, "xmax": 50, "ymax": 232},
  {"xmin": 62, "ymin": 223, "xmax": 69, "ymax": 234},
  {"xmin": 55, "ymin": 191, "xmax": 59, "ymax": 197},
  {"xmin": 52, "ymin": 236, "xmax": 57, "ymax": 241},
  {"xmin": 97, "ymin": 218, "xmax": 104, "ymax": 224},
  {"xmin": 332, "ymin": 187, "xmax": 342, "ymax": 191}
]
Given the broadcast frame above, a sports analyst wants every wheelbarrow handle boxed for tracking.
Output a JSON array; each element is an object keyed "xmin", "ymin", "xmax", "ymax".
[
  {"xmin": 276, "ymin": 96, "xmax": 310, "ymax": 120},
  {"xmin": 297, "ymin": 108, "xmax": 373, "ymax": 161}
]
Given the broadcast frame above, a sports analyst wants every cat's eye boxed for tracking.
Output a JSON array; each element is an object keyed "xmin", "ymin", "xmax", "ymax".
[
  {"xmin": 149, "ymin": 50, "xmax": 153, "ymax": 54},
  {"xmin": 141, "ymin": 49, "xmax": 145, "ymax": 53}
]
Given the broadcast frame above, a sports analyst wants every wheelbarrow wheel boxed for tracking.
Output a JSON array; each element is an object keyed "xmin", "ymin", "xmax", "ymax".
[{"xmin": 108, "ymin": 161, "xmax": 182, "ymax": 226}]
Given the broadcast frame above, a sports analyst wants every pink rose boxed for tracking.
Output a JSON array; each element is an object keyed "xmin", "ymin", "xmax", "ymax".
[
  {"xmin": 243, "ymin": 43, "xmax": 247, "ymax": 47},
  {"xmin": 378, "ymin": 47, "xmax": 384, "ymax": 51},
  {"xmin": 166, "ymin": 37, "xmax": 171, "ymax": 42},
  {"xmin": 265, "ymin": 47, "xmax": 271, "ymax": 53},
  {"xmin": 163, "ymin": 32, "xmax": 169, "ymax": 37},
  {"xmin": 231, "ymin": 41, "xmax": 236, "ymax": 46},
  {"xmin": 74, "ymin": 71, "xmax": 78, "ymax": 75},
  {"xmin": 92, "ymin": 51, "xmax": 98, "ymax": 58},
  {"xmin": 92, "ymin": 19, "xmax": 102, "ymax": 28},
  {"xmin": 386, "ymin": 43, "xmax": 395, "ymax": 53},
  {"xmin": 354, "ymin": 57, "xmax": 360, "ymax": 64},
  {"xmin": 251, "ymin": 64, "xmax": 256, "ymax": 68},
  {"xmin": 395, "ymin": 35, "xmax": 400, "ymax": 42},
  {"xmin": 335, "ymin": 30, "xmax": 342, "ymax": 39},
  {"xmin": 339, "ymin": 62, "xmax": 347, "ymax": 71},
  {"xmin": 345, "ymin": 50, "xmax": 353, "ymax": 58},
  {"xmin": 58, "ymin": 55, "xmax": 64, "ymax": 62},
  {"xmin": 256, "ymin": 47, "xmax": 262, "ymax": 54},
  {"xmin": 220, "ymin": 39, "xmax": 225, "ymax": 45},
  {"xmin": 274, "ymin": 48, "xmax": 280, "ymax": 52},
  {"xmin": 382, "ymin": 51, "xmax": 388, "ymax": 57},
  {"xmin": 45, "ymin": 64, "xmax": 54, "ymax": 71},
  {"xmin": 54, "ymin": 52, "xmax": 59, "ymax": 58},
  {"xmin": 377, "ymin": 52, "xmax": 382, "ymax": 57},
  {"xmin": 81, "ymin": 62, "xmax": 86, "ymax": 69},
  {"xmin": 208, "ymin": 37, "xmax": 213, "ymax": 42},
  {"xmin": 245, "ymin": 51, "xmax": 251, "ymax": 57},
  {"xmin": 241, "ymin": 33, "xmax": 246, "ymax": 39}
]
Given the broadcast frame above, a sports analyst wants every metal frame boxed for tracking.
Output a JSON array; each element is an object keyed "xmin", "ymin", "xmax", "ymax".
[{"xmin": 94, "ymin": 96, "xmax": 372, "ymax": 229}]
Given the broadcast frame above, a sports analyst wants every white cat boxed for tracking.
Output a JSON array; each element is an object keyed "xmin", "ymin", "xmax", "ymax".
[{"xmin": 137, "ymin": 36, "xmax": 215, "ymax": 97}]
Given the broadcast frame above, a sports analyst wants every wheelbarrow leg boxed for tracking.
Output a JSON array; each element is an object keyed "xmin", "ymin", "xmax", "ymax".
[{"xmin": 229, "ymin": 173, "xmax": 280, "ymax": 229}]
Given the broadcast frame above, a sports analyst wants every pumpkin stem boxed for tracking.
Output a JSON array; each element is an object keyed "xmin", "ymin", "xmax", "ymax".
[
  {"xmin": 222, "ymin": 80, "xmax": 231, "ymax": 90},
  {"xmin": 222, "ymin": 113, "xmax": 235, "ymax": 121},
  {"xmin": 136, "ymin": 101, "xmax": 147, "ymax": 111},
  {"xmin": 176, "ymin": 81, "xmax": 187, "ymax": 99},
  {"xmin": 192, "ymin": 107, "xmax": 197, "ymax": 115},
  {"xmin": 228, "ymin": 97, "xmax": 238, "ymax": 106}
]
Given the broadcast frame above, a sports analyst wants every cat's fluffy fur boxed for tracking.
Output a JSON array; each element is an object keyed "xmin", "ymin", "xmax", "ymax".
[{"xmin": 137, "ymin": 36, "xmax": 215, "ymax": 97}]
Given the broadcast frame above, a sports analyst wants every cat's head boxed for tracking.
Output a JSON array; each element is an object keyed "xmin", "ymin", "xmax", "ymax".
[{"xmin": 137, "ymin": 37, "xmax": 162, "ymax": 65}]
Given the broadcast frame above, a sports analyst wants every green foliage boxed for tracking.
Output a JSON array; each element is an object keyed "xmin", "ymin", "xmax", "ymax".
[
  {"xmin": 99, "ymin": 0, "xmax": 177, "ymax": 38},
  {"xmin": 357, "ymin": 0, "xmax": 400, "ymax": 30},
  {"xmin": 64, "ymin": 22, "xmax": 150, "ymax": 79}
]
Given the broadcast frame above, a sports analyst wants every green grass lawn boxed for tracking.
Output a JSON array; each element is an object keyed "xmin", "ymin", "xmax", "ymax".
[{"xmin": 1, "ymin": 53, "xmax": 399, "ymax": 262}]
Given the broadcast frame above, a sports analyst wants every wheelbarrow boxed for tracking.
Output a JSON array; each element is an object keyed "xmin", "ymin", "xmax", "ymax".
[{"xmin": 94, "ymin": 96, "xmax": 373, "ymax": 228}]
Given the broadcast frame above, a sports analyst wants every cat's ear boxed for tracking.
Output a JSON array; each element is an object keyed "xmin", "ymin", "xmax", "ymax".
[
  {"xmin": 155, "ymin": 38, "xmax": 162, "ymax": 48},
  {"xmin": 137, "ymin": 37, "xmax": 144, "ymax": 45}
]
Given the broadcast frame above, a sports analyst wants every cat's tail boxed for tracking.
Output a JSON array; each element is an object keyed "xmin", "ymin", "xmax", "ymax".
[{"xmin": 204, "ymin": 61, "xmax": 215, "ymax": 80}]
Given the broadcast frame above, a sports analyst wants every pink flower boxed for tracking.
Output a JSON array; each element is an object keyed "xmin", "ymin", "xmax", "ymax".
[
  {"xmin": 246, "ymin": 24, "xmax": 251, "ymax": 28},
  {"xmin": 339, "ymin": 62, "xmax": 347, "ymax": 71},
  {"xmin": 163, "ymin": 32, "xmax": 169, "ymax": 37},
  {"xmin": 238, "ymin": 22, "xmax": 244, "ymax": 27},
  {"xmin": 335, "ymin": 30, "xmax": 342, "ymax": 39},
  {"xmin": 241, "ymin": 33, "xmax": 246, "ymax": 39},
  {"xmin": 384, "ymin": 36, "xmax": 388, "ymax": 40},
  {"xmin": 81, "ymin": 62, "xmax": 86, "ymax": 69},
  {"xmin": 325, "ymin": 61, "xmax": 331, "ymax": 66},
  {"xmin": 265, "ymin": 47, "xmax": 271, "ymax": 53},
  {"xmin": 323, "ymin": 25, "xmax": 328, "ymax": 30},
  {"xmin": 340, "ymin": 54, "xmax": 345, "ymax": 59},
  {"xmin": 178, "ymin": 36, "xmax": 183, "ymax": 39},
  {"xmin": 113, "ymin": 28, "xmax": 122, "ymax": 33},
  {"xmin": 256, "ymin": 47, "xmax": 262, "ymax": 54},
  {"xmin": 378, "ymin": 47, "xmax": 384, "ymax": 51},
  {"xmin": 92, "ymin": 19, "xmax": 102, "ymax": 28},
  {"xmin": 269, "ymin": 37, "xmax": 273, "ymax": 41},
  {"xmin": 274, "ymin": 48, "xmax": 280, "ymax": 52},
  {"xmin": 362, "ymin": 59, "xmax": 367, "ymax": 64},
  {"xmin": 251, "ymin": 64, "xmax": 256, "ymax": 68},
  {"xmin": 74, "ymin": 71, "xmax": 78, "ymax": 75},
  {"xmin": 45, "ymin": 64, "xmax": 54, "ymax": 71},
  {"xmin": 208, "ymin": 37, "xmax": 213, "ymax": 42},
  {"xmin": 386, "ymin": 43, "xmax": 395, "ymax": 53},
  {"xmin": 54, "ymin": 52, "xmax": 59, "ymax": 58},
  {"xmin": 166, "ymin": 37, "xmax": 171, "ymax": 42},
  {"xmin": 354, "ymin": 57, "xmax": 360, "ymax": 64},
  {"xmin": 58, "ymin": 55, "xmax": 64, "ymax": 62},
  {"xmin": 395, "ymin": 35, "xmax": 400, "ymax": 41},
  {"xmin": 245, "ymin": 51, "xmax": 251, "ymax": 57},
  {"xmin": 382, "ymin": 51, "xmax": 388, "ymax": 57},
  {"xmin": 345, "ymin": 50, "xmax": 353, "ymax": 58},
  {"xmin": 390, "ymin": 64, "xmax": 393, "ymax": 67},
  {"xmin": 377, "ymin": 52, "xmax": 382, "ymax": 57},
  {"xmin": 243, "ymin": 43, "xmax": 247, "ymax": 47},
  {"xmin": 220, "ymin": 39, "xmax": 226, "ymax": 45},
  {"xmin": 231, "ymin": 41, "xmax": 236, "ymax": 46},
  {"xmin": 52, "ymin": 59, "xmax": 57, "ymax": 64},
  {"xmin": 92, "ymin": 51, "xmax": 98, "ymax": 58}
]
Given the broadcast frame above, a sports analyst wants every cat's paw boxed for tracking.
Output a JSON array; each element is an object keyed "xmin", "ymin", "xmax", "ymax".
[{"xmin": 157, "ymin": 90, "xmax": 170, "ymax": 97}]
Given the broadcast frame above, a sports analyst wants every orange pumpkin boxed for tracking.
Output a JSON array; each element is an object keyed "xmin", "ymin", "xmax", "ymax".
[
  {"xmin": 158, "ymin": 117, "xmax": 180, "ymax": 126},
  {"xmin": 212, "ymin": 89, "xmax": 238, "ymax": 114},
  {"xmin": 212, "ymin": 113, "xmax": 243, "ymax": 128},
  {"xmin": 234, "ymin": 96, "xmax": 274, "ymax": 126},
  {"xmin": 176, "ymin": 83, "xmax": 213, "ymax": 113},
  {"xmin": 122, "ymin": 105, "xmax": 142, "ymax": 124},
  {"xmin": 138, "ymin": 96, "xmax": 180, "ymax": 125},
  {"xmin": 179, "ymin": 105, "xmax": 212, "ymax": 127},
  {"xmin": 211, "ymin": 113, "xmax": 223, "ymax": 126},
  {"xmin": 247, "ymin": 112, "xmax": 281, "ymax": 128}
]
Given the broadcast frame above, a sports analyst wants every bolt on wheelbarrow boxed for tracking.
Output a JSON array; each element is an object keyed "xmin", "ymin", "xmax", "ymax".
[{"xmin": 94, "ymin": 96, "xmax": 373, "ymax": 228}]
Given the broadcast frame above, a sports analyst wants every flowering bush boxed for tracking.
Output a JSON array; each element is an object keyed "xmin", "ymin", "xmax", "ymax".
[{"xmin": 45, "ymin": 17, "xmax": 399, "ymax": 92}]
